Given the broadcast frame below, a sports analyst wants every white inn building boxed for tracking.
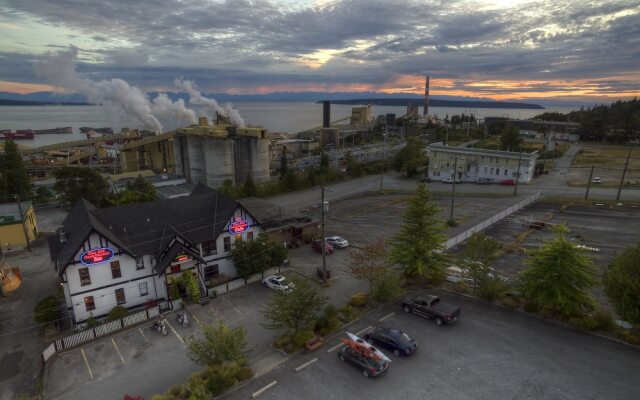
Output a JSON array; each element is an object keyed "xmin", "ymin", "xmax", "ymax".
[
  {"xmin": 49, "ymin": 184, "xmax": 263, "ymax": 324},
  {"xmin": 427, "ymin": 144, "xmax": 539, "ymax": 183}
]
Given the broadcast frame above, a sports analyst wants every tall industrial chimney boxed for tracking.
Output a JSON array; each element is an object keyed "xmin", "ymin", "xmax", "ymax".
[
  {"xmin": 423, "ymin": 75, "xmax": 430, "ymax": 116},
  {"xmin": 322, "ymin": 101, "xmax": 331, "ymax": 128}
]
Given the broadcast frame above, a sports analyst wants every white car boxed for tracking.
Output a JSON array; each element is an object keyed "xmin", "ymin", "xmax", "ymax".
[
  {"xmin": 592, "ymin": 177, "xmax": 602, "ymax": 184},
  {"xmin": 262, "ymin": 275, "xmax": 295, "ymax": 292},
  {"xmin": 442, "ymin": 177, "xmax": 461, "ymax": 184},
  {"xmin": 325, "ymin": 236, "xmax": 349, "ymax": 248}
]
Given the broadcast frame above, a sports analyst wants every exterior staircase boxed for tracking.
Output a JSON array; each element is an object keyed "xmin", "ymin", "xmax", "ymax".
[{"xmin": 197, "ymin": 276, "xmax": 209, "ymax": 305}]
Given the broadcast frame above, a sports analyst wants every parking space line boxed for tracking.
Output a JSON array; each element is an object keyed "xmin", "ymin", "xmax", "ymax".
[
  {"xmin": 252, "ymin": 380, "xmax": 277, "ymax": 398},
  {"xmin": 111, "ymin": 338, "xmax": 125, "ymax": 365},
  {"xmin": 355, "ymin": 326, "xmax": 372, "ymax": 336},
  {"xmin": 80, "ymin": 348, "xmax": 94, "ymax": 380},
  {"xmin": 327, "ymin": 342, "xmax": 344, "ymax": 353},
  {"xmin": 138, "ymin": 327, "xmax": 148, "ymax": 341},
  {"xmin": 379, "ymin": 312, "xmax": 395, "ymax": 322},
  {"xmin": 295, "ymin": 358, "xmax": 317, "ymax": 371},
  {"xmin": 223, "ymin": 297, "xmax": 244, "ymax": 316},
  {"xmin": 165, "ymin": 319, "xmax": 184, "ymax": 344},
  {"xmin": 188, "ymin": 310, "xmax": 202, "ymax": 327}
]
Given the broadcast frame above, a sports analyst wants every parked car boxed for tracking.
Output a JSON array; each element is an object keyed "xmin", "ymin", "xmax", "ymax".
[
  {"xmin": 592, "ymin": 177, "xmax": 602, "ymax": 184},
  {"xmin": 337, "ymin": 346, "xmax": 389, "ymax": 378},
  {"xmin": 499, "ymin": 179, "xmax": 516, "ymax": 186},
  {"xmin": 420, "ymin": 175, "xmax": 431, "ymax": 183},
  {"xmin": 402, "ymin": 294, "xmax": 461, "ymax": 326},
  {"xmin": 475, "ymin": 177, "xmax": 493, "ymax": 185},
  {"xmin": 363, "ymin": 327, "xmax": 418, "ymax": 357},
  {"xmin": 262, "ymin": 275, "xmax": 295, "ymax": 292},
  {"xmin": 325, "ymin": 236, "xmax": 349, "ymax": 248},
  {"xmin": 312, "ymin": 240, "xmax": 334, "ymax": 254},
  {"xmin": 442, "ymin": 177, "xmax": 461, "ymax": 184}
]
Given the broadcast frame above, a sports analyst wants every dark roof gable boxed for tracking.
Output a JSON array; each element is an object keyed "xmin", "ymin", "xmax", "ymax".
[{"xmin": 50, "ymin": 188, "xmax": 238, "ymax": 275}]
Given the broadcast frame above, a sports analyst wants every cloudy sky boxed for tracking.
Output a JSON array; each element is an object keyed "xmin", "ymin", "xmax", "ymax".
[{"xmin": 0, "ymin": 0, "xmax": 639, "ymax": 102}]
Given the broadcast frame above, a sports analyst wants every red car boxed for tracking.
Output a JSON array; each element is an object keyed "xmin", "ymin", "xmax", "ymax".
[
  {"xmin": 499, "ymin": 179, "xmax": 516, "ymax": 186},
  {"xmin": 312, "ymin": 240, "xmax": 334, "ymax": 254}
]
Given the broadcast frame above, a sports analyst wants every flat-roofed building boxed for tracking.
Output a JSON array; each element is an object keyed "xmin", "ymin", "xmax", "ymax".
[{"xmin": 427, "ymin": 144, "xmax": 538, "ymax": 183}]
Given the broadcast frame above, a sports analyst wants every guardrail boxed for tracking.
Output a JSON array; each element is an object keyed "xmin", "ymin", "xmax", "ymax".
[{"xmin": 444, "ymin": 191, "xmax": 541, "ymax": 250}]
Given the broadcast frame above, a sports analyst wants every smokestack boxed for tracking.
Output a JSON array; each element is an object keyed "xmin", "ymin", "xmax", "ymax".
[
  {"xmin": 423, "ymin": 75, "xmax": 430, "ymax": 116},
  {"xmin": 322, "ymin": 101, "xmax": 331, "ymax": 128}
]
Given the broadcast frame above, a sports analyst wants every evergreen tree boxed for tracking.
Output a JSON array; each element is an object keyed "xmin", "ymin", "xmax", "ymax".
[
  {"xmin": 500, "ymin": 124, "xmax": 522, "ymax": 151},
  {"xmin": 392, "ymin": 137, "xmax": 427, "ymax": 177},
  {"xmin": 53, "ymin": 166, "xmax": 109, "ymax": 206},
  {"xmin": 390, "ymin": 183, "xmax": 447, "ymax": 279},
  {"xmin": 603, "ymin": 243, "xmax": 640, "ymax": 324},
  {"xmin": 519, "ymin": 225, "xmax": 596, "ymax": 318},
  {"xmin": 319, "ymin": 152, "xmax": 330, "ymax": 172},
  {"xmin": 280, "ymin": 146, "xmax": 288, "ymax": 179},
  {"xmin": 242, "ymin": 174, "xmax": 257, "ymax": 197},
  {"xmin": 0, "ymin": 140, "xmax": 30, "ymax": 201}
]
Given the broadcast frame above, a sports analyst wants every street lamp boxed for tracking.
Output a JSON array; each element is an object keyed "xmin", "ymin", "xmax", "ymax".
[{"xmin": 320, "ymin": 186, "xmax": 332, "ymax": 283}]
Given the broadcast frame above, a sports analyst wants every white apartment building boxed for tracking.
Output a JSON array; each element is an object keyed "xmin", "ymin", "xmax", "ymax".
[
  {"xmin": 49, "ymin": 184, "xmax": 262, "ymax": 323},
  {"xmin": 427, "ymin": 144, "xmax": 539, "ymax": 183}
]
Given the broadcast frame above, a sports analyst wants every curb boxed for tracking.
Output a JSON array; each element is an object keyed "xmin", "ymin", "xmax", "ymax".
[{"xmin": 439, "ymin": 288, "xmax": 640, "ymax": 350}]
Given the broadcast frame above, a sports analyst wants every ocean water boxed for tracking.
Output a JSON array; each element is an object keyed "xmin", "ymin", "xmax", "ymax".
[{"xmin": 0, "ymin": 102, "xmax": 578, "ymax": 147}]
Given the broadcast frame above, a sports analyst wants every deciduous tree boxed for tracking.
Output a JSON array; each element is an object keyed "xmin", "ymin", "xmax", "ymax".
[
  {"xmin": 231, "ymin": 233, "xmax": 287, "ymax": 278},
  {"xmin": 603, "ymin": 243, "xmax": 640, "ymax": 324},
  {"xmin": 187, "ymin": 321, "xmax": 250, "ymax": 367},
  {"xmin": 459, "ymin": 233, "xmax": 501, "ymax": 295},
  {"xmin": 500, "ymin": 124, "xmax": 522, "ymax": 151},
  {"xmin": 262, "ymin": 276, "xmax": 327, "ymax": 336},
  {"xmin": 53, "ymin": 166, "xmax": 109, "ymax": 206},
  {"xmin": 390, "ymin": 183, "xmax": 447, "ymax": 280},
  {"xmin": 393, "ymin": 137, "xmax": 427, "ymax": 177},
  {"xmin": 346, "ymin": 238, "xmax": 391, "ymax": 294},
  {"xmin": 519, "ymin": 225, "xmax": 596, "ymax": 318}
]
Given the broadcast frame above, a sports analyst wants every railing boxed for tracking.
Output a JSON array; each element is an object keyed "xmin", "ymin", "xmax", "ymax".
[
  {"xmin": 209, "ymin": 266, "xmax": 281, "ymax": 297},
  {"xmin": 42, "ymin": 305, "xmax": 160, "ymax": 364},
  {"xmin": 444, "ymin": 191, "xmax": 541, "ymax": 250}
]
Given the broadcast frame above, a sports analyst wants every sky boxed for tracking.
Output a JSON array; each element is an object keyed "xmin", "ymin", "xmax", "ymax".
[{"xmin": 0, "ymin": 0, "xmax": 639, "ymax": 103}]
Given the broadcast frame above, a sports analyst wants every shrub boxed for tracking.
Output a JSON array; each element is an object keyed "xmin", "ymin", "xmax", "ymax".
[
  {"xmin": 206, "ymin": 370, "xmax": 235, "ymax": 397},
  {"xmin": 477, "ymin": 277, "xmax": 508, "ymax": 302},
  {"xmin": 618, "ymin": 330, "xmax": 640, "ymax": 346},
  {"xmin": 523, "ymin": 300, "xmax": 540, "ymax": 313},
  {"xmin": 235, "ymin": 367, "xmax": 253, "ymax": 382},
  {"xmin": 337, "ymin": 304, "xmax": 355, "ymax": 322},
  {"xmin": 349, "ymin": 292, "xmax": 369, "ymax": 307},
  {"xmin": 107, "ymin": 306, "xmax": 129, "ymax": 321},
  {"xmin": 292, "ymin": 330, "xmax": 315, "ymax": 348},
  {"xmin": 314, "ymin": 315, "xmax": 340, "ymax": 336},
  {"xmin": 85, "ymin": 315, "xmax": 99, "ymax": 328},
  {"xmin": 501, "ymin": 295, "xmax": 521, "ymax": 310},
  {"xmin": 568, "ymin": 315, "xmax": 599, "ymax": 331},
  {"xmin": 591, "ymin": 306, "xmax": 616, "ymax": 331},
  {"xmin": 323, "ymin": 304, "xmax": 339, "ymax": 319},
  {"xmin": 372, "ymin": 271, "xmax": 403, "ymax": 302},
  {"xmin": 273, "ymin": 335, "xmax": 293, "ymax": 352},
  {"xmin": 33, "ymin": 296, "xmax": 60, "ymax": 325}
]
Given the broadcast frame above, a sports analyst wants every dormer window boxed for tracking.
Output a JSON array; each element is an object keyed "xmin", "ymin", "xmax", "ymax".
[{"xmin": 136, "ymin": 256, "xmax": 144, "ymax": 270}]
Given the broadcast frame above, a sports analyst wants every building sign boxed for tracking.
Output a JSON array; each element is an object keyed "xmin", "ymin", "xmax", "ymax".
[
  {"xmin": 80, "ymin": 247, "xmax": 115, "ymax": 265},
  {"xmin": 228, "ymin": 217, "xmax": 249, "ymax": 234},
  {"xmin": 173, "ymin": 253, "xmax": 191, "ymax": 263}
]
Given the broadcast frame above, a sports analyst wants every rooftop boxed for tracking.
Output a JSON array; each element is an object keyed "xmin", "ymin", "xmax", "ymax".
[
  {"xmin": 428, "ymin": 143, "xmax": 539, "ymax": 160},
  {"xmin": 0, "ymin": 201, "xmax": 31, "ymax": 224}
]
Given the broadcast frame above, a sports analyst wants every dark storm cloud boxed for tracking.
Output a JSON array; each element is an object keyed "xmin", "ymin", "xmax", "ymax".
[{"xmin": 2, "ymin": 0, "xmax": 639, "ymax": 97}]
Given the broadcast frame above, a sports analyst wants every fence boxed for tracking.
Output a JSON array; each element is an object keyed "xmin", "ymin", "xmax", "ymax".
[
  {"xmin": 444, "ymin": 191, "xmax": 541, "ymax": 250},
  {"xmin": 208, "ymin": 266, "xmax": 280, "ymax": 297},
  {"xmin": 42, "ymin": 305, "xmax": 160, "ymax": 363}
]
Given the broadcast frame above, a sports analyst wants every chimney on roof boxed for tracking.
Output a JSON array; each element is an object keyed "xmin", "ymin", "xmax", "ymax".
[{"xmin": 56, "ymin": 226, "xmax": 67, "ymax": 243}]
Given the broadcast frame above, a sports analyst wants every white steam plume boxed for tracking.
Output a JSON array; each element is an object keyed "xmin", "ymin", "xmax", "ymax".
[
  {"xmin": 174, "ymin": 78, "xmax": 245, "ymax": 127},
  {"xmin": 151, "ymin": 93, "xmax": 197, "ymax": 125},
  {"xmin": 35, "ymin": 47, "xmax": 198, "ymax": 133}
]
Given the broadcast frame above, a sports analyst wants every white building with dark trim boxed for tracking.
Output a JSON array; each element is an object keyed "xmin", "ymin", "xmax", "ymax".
[
  {"xmin": 49, "ymin": 184, "xmax": 263, "ymax": 324},
  {"xmin": 427, "ymin": 144, "xmax": 539, "ymax": 183}
]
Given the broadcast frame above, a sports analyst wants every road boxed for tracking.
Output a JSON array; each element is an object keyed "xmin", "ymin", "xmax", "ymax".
[{"xmin": 228, "ymin": 293, "xmax": 640, "ymax": 400}]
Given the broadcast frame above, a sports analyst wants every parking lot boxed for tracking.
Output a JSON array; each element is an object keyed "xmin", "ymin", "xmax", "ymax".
[{"xmin": 228, "ymin": 292, "xmax": 640, "ymax": 400}]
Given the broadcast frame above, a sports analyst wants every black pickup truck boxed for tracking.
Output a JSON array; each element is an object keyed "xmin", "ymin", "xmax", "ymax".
[{"xmin": 401, "ymin": 294, "xmax": 461, "ymax": 326}]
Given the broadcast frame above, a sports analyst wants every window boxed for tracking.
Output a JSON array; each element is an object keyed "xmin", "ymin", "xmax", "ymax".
[
  {"xmin": 201, "ymin": 240, "xmax": 217, "ymax": 256},
  {"xmin": 84, "ymin": 296, "xmax": 95, "ymax": 311},
  {"xmin": 496, "ymin": 168, "xmax": 500, "ymax": 176},
  {"xmin": 224, "ymin": 237, "xmax": 231, "ymax": 252},
  {"xmin": 136, "ymin": 256, "xmax": 144, "ymax": 270},
  {"xmin": 484, "ymin": 167, "xmax": 488, "ymax": 174},
  {"xmin": 504, "ymin": 169, "xmax": 508, "ymax": 176},
  {"xmin": 204, "ymin": 264, "xmax": 219, "ymax": 281},
  {"xmin": 110, "ymin": 261, "xmax": 121, "ymax": 279},
  {"xmin": 115, "ymin": 288, "xmax": 126, "ymax": 304},
  {"xmin": 79, "ymin": 268, "xmax": 91, "ymax": 286},
  {"xmin": 139, "ymin": 282, "xmax": 148, "ymax": 296},
  {"xmin": 490, "ymin": 168, "xmax": 494, "ymax": 174},
  {"xmin": 246, "ymin": 232, "xmax": 254, "ymax": 241},
  {"xmin": 235, "ymin": 233, "xmax": 242, "ymax": 242}
]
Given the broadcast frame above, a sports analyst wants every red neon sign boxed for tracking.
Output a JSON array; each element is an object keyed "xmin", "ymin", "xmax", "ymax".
[
  {"xmin": 173, "ymin": 253, "xmax": 190, "ymax": 263},
  {"xmin": 80, "ymin": 247, "xmax": 115, "ymax": 265},
  {"xmin": 228, "ymin": 217, "xmax": 249, "ymax": 234}
]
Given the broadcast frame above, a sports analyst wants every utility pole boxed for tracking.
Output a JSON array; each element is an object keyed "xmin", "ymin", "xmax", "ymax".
[
  {"xmin": 585, "ymin": 165, "xmax": 594, "ymax": 200},
  {"xmin": 320, "ymin": 186, "xmax": 327, "ymax": 283},
  {"xmin": 513, "ymin": 152, "xmax": 522, "ymax": 197},
  {"xmin": 449, "ymin": 157, "xmax": 458, "ymax": 224},
  {"xmin": 14, "ymin": 195, "xmax": 31, "ymax": 252},
  {"xmin": 616, "ymin": 147, "xmax": 633, "ymax": 202},
  {"xmin": 380, "ymin": 132, "xmax": 387, "ymax": 191}
]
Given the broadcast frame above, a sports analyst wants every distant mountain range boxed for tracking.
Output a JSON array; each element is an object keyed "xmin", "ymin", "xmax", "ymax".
[
  {"xmin": 325, "ymin": 98, "xmax": 545, "ymax": 109},
  {"xmin": 0, "ymin": 90, "xmax": 599, "ymax": 108},
  {"xmin": 0, "ymin": 98, "xmax": 88, "ymax": 106}
]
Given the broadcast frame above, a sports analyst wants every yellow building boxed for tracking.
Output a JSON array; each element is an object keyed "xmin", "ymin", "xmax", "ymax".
[{"xmin": 0, "ymin": 201, "xmax": 38, "ymax": 250}]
